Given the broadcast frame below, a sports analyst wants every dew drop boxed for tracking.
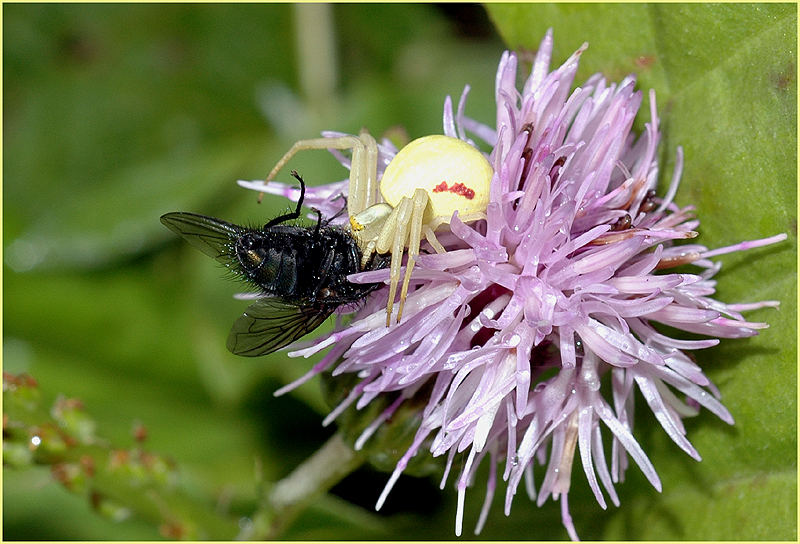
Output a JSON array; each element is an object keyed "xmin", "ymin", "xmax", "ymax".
[
  {"xmin": 582, "ymin": 370, "xmax": 601, "ymax": 391},
  {"xmin": 30, "ymin": 435, "xmax": 42, "ymax": 448}
]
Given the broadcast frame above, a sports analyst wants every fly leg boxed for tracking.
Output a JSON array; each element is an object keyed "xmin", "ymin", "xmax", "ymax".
[
  {"xmin": 312, "ymin": 207, "xmax": 323, "ymax": 237},
  {"xmin": 265, "ymin": 170, "xmax": 307, "ymax": 228}
]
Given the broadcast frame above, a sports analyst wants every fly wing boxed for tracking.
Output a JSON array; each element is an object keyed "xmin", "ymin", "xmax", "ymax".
[
  {"xmin": 160, "ymin": 212, "xmax": 242, "ymax": 264},
  {"xmin": 227, "ymin": 298, "xmax": 335, "ymax": 356}
]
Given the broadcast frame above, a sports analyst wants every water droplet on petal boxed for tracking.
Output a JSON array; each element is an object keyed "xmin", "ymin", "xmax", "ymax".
[{"xmin": 582, "ymin": 370, "xmax": 601, "ymax": 391}]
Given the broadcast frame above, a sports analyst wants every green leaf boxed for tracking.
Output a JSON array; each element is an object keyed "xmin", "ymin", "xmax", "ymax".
[{"xmin": 488, "ymin": 3, "xmax": 796, "ymax": 540}]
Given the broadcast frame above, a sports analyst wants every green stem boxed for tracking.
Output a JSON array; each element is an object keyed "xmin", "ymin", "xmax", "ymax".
[
  {"xmin": 242, "ymin": 432, "xmax": 365, "ymax": 540},
  {"xmin": 293, "ymin": 3, "xmax": 338, "ymax": 115}
]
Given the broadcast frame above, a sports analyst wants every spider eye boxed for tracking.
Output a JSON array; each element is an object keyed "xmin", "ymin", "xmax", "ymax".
[{"xmin": 379, "ymin": 135, "xmax": 493, "ymax": 220}]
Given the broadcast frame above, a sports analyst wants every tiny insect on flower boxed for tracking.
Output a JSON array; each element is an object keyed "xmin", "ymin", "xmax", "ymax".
[{"xmin": 239, "ymin": 30, "xmax": 786, "ymax": 540}]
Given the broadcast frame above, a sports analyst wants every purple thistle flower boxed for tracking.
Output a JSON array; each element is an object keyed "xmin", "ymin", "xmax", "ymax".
[{"xmin": 240, "ymin": 30, "xmax": 786, "ymax": 540}]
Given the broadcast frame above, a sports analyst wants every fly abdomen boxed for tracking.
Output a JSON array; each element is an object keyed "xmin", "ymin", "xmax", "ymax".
[{"xmin": 235, "ymin": 231, "xmax": 303, "ymax": 296}]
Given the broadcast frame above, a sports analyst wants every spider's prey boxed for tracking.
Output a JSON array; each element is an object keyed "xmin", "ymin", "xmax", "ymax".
[{"xmin": 161, "ymin": 171, "xmax": 389, "ymax": 356}]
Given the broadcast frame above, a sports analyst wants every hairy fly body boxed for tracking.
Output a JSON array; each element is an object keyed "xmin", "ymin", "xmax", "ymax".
[{"xmin": 161, "ymin": 171, "xmax": 388, "ymax": 356}]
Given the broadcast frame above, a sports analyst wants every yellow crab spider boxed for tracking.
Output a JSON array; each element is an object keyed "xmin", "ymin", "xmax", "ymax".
[{"xmin": 264, "ymin": 130, "xmax": 493, "ymax": 325}]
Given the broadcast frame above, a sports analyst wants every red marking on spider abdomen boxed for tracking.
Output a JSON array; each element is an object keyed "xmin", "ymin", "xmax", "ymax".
[{"xmin": 432, "ymin": 181, "xmax": 475, "ymax": 199}]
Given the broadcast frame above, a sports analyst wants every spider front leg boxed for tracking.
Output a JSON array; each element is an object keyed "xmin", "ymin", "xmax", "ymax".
[
  {"xmin": 397, "ymin": 188, "xmax": 428, "ymax": 322},
  {"xmin": 376, "ymin": 188, "xmax": 429, "ymax": 325},
  {"xmin": 260, "ymin": 131, "xmax": 379, "ymax": 215},
  {"xmin": 378, "ymin": 199, "xmax": 412, "ymax": 326}
]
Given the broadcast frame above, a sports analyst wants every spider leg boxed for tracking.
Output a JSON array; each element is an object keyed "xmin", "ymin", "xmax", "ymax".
[
  {"xmin": 397, "ymin": 188, "xmax": 428, "ymax": 322},
  {"xmin": 419, "ymin": 209, "xmax": 486, "ymax": 253},
  {"xmin": 261, "ymin": 135, "xmax": 363, "ymax": 203},
  {"xmin": 348, "ymin": 130, "xmax": 378, "ymax": 217},
  {"xmin": 378, "ymin": 197, "xmax": 413, "ymax": 326},
  {"xmin": 454, "ymin": 211, "xmax": 488, "ymax": 224},
  {"xmin": 423, "ymin": 226, "xmax": 446, "ymax": 254},
  {"xmin": 360, "ymin": 240, "xmax": 377, "ymax": 269},
  {"xmin": 360, "ymin": 130, "xmax": 379, "ymax": 209}
]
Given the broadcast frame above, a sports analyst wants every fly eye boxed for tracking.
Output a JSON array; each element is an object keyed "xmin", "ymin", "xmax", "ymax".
[
  {"xmin": 238, "ymin": 233, "xmax": 256, "ymax": 250},
  {"xmin": 235, "ymin": 233, "xmax": 268, "ymax": 270}
]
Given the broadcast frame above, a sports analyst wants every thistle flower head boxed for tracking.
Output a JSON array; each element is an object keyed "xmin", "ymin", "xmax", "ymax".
[{"xmin": 240, "ymin": 30, "xmax": 785, "ymax": 539}]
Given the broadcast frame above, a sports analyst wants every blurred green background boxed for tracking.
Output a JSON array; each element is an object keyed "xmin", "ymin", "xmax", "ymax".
[{"xmin": 4, "ymin": 3, "xmax": 796, "ymax": 540}]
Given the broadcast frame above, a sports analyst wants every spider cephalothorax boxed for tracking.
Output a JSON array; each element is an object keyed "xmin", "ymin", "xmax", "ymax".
[{"xmin": 263, "ymin": 130, "xmax": 494, "ymax": 325}]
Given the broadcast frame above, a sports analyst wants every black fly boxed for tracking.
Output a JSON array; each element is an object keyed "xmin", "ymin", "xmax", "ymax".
[{"xmin": 160, "ymin": 171, "xmax": 389, "ymax": 356}]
